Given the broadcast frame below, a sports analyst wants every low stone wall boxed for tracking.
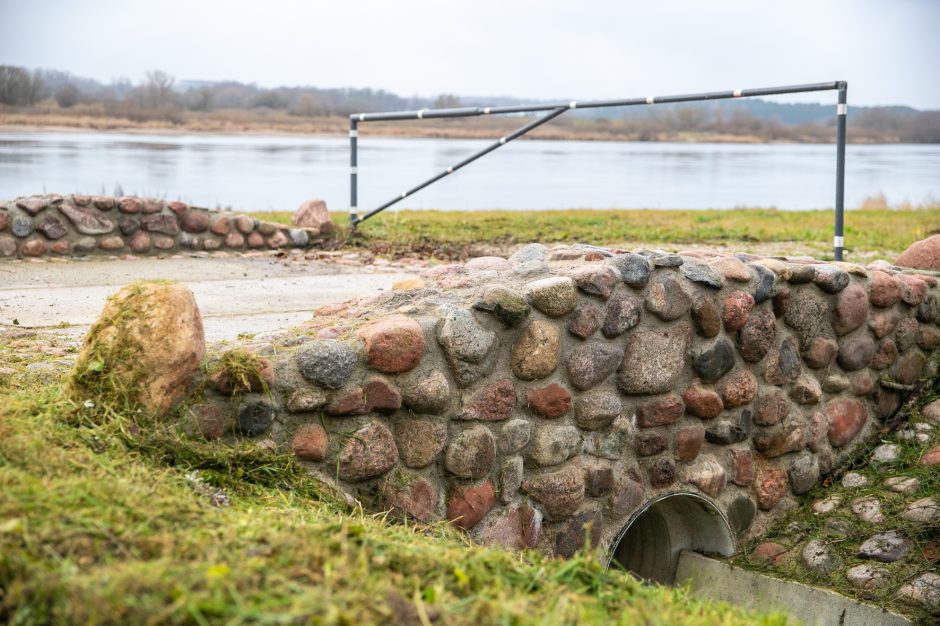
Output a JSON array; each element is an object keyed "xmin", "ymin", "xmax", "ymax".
[
  {"xmin": 177, "ymin": 245, "xmax": 939, "ymax": 557},
  {"xmin": 0, "ymin": 194, "xmax": 330, "ymax": 259}
]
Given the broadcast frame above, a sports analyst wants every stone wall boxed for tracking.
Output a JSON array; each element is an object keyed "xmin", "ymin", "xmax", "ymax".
[
  {"xmin": 0, "ymin": 194, "xmax": 330, "ymax": 259},
  {"xmin": 185, "ymin": 244, "xmax": 940, "ymax": 558}
]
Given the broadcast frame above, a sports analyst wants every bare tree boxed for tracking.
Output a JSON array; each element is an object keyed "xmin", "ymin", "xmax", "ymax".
[
  {"xmin": 0, "ymin": 65, "xmax": 43, "ymax": 105},
  {"xmin": 54, "ymin": 83, "xmax": 81, "ymax": 108},
  {"xmin": 142, "ymin": 70, "xmax": 176, "ymax": 108}
]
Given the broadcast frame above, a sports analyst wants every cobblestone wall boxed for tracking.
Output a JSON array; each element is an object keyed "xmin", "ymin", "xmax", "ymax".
[
  {"xmin": 0, "ymin": 194, "xmax": 328, "ymax": 258},
  {"xmin": 187, "ymin": 244, "xmax": 940, "ymax": 558}
]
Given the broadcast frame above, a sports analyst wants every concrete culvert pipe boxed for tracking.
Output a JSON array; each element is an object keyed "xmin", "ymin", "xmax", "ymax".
[{"xmin": 608, "ymin": 492, "xmax": 735, "ymax": 585}]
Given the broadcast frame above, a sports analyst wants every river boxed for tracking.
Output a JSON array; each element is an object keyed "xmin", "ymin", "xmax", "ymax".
[{"xmin": 1, "ymin": 130, "xmax": 937, "ymax": 213}]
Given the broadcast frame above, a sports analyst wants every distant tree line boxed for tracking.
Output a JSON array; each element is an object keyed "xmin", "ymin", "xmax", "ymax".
[{"xmin": 1, "ymin": 64, "xmax": 938, "ymax": 142}]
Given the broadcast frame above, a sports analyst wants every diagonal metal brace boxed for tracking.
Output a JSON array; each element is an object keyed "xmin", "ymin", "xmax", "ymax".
[{"xmin": 351, "ymin": 106, "xmax": 568, "ymax": 227}]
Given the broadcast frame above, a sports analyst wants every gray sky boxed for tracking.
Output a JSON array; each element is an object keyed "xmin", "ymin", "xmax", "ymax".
[{"xmin": 1, "ymin": 0, "xmax": 938, "ymax": 108}]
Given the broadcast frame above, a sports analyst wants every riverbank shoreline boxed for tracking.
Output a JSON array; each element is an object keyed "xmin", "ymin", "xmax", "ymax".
[{"xmin": 0, "ymin": 114, "xmax": 917, "ymax": 144}]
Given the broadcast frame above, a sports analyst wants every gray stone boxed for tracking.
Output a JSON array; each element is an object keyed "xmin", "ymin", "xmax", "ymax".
[
  {"xmin": 574, "ymin": 391, "xmax": 621, "ymax": 431},
  {"xmin": 73, "ymin": 237, "xmax": 96, "ymax": 252},
  {"xmin": 896, "ymin": 573, "xmax": 940, "ymax": 615},
  {"xmin": 645, "ymin": 275, "xmax": 692, "ymax": 321},
  {"xmin": 846, "ymin": 564, "xmax": 891, "ymax": 591},
  {"xmin": 851, "ymin": 496, "xmax": 885, "ymax": 524},
  {"xmin": 617, "ymin": 322, "xmax": 692, "ymax": 394},
  {"xmin": 236, "ymin": 396, "xmax": 276, "ymax": 436},
  {"xmin": 813, "ymin": 265, "xmax": 850, "ymax": 293},
  {"xmin": 705, "ymin": 419, "xmax": 748, "ymax": 445},
  {"xmin": 857, "ymin": 531, "xmax": 911, "ymax": 562},
  {"xmin": 0, "ymin": 236, "xmax": 16, "ymax": 256},
  {"xmin": 801, "ymin": 539, "xmax": 843, "ymax": 576},
  {"xmin": 568, "ymin": 265, "xmax": 619, "ymax": 298},
  {"xmin": 841, "ymin": 472, "xmax": 869, "ymax": 488},
  {"xmin": 445, "ymin": 425, "xmax": 496, "ymax": 480},
  {"xmin": 436, "ymin": 305, "xmax": 498, "ymax": 387},
  {"xmin": 651, "ymin": 252, "xmax": 683, "ymax": 267},
  {"xmin": 602, "ymin": 290, "xmax": 642, "ymax": 338},
  {"xmin": 727, "ymin": 495, "xmax": 757, "ymax": 535},
  {"xmin": 902, "ymin": 497, "xmax": 939, "ymax": 522},
  {"xmin": 837, "ymin": 334, "xmax": 875, "ymax": 371},
  {"xmin": 288, "ymin": 228, "xmax": 310, "ymax": 247},
  {"xmin": 499, "ymin": 456, "xmax": 524, "ymax": 503},
  {"xmin": 789, "ymin": 373, "xmax": 822, "ymax": 405},
  {"xmin": 565, "ymin": 342, "xmax": 623, "ymax": 391},
  {"xmin": 286, "ymin": 388, "xmax": 328, "ymax": 413},
  {"xmin": 524, "ymin": 277, "xmax": 577, "ymax": 317},
  {"xmin": 118, "ymin": 216, "xmax": 139, "ymax": 236},
  {"xmin": 528, "ymin": 423, "xmax": 581, "ymax": 467},
  {"xmin": 764, "ymin": 336, "xmax": 801, "ymax": 385},
  {"xmin": 684, "ymin": 455, "xmax": 726, "ymax": 497},
  {"xmin": 509, "ymin": 243, "xmax": 548, "ymax": 264},
  {"xmin": 788, "ymin": 453, "xmax": 819, "ymax": 494},
  {"xmin": 499, "ymin": 418, "xmax": 532, "ymax": 454},
  {"xmin": 752, "ymin": 264, "xmax": 777, "ymax": 303},
  {"xmin": 884, "ymin": 476, "xmax": 919, "ymax": 495},
  {"xmin": 582, "ymin": 416, "xmax": 631, "ymax": 459},
  {"xmin": 822, "ymin": 374, "xmax": 850, "ymax": 393},
  {"xmin": 400, "ymin": 368, "xmax": 450, "ymax": 414},
  {"xmin": 59, "ymin": 203, "xmax": 115, "ymax": 235},
  {"xmin": 11, "ymin": 216, "xmax": 33, "ymax": 237},
  {"xmin": 812, "ymin": 495, "xmax": 841, "ymax": 514},
  {"xmin": 870, "ymin": 443, "xmax": 901, "ymax": 466},
  {"xmin": 692, "ymin": 338, "xmax": 736, "ymax": 383},
  {"xmin": 474, "ymin": 285, "xmax": 530, "ymax": 326},
  {"xmin": 608, "ymin": 253, "xmax": 652, "ymax": 288},
  {"xmin": 681, "ymin": 262, "xmax": 723, "ymax": 288},
  {"xmin": 509, "ymin": 260, "xmax": 549, "ymax": 278},
  {"xmin": 296, "ymin": 340, "xmax": 357, "ymax": 389},
  {"xmin": 784, "ymin": 289, "xmax": 832, "ymax": 349}
]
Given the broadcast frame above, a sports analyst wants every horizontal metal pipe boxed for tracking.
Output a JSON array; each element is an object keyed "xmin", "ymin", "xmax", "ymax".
[
  {"xmin": 351, "ymin": 81, "xmax": 843, "ymax": 122},
  {"xmin": 352, "ymin": 107, "xmax": 568, "ymax": 225}
]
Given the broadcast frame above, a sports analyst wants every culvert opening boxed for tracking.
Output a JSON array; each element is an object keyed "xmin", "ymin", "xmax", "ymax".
[{"xmin": 608, "ymin": 492, "xmax": 735, "ymax": 585}]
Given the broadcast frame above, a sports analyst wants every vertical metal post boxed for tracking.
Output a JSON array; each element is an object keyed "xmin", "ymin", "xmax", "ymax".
[
  {"xmin": 350, "ymin": 118, "xmax": 358, "ymax": 229},
  {"xmin": 834, "ymin": 82, "xmax": 847, "ymax": 261}
]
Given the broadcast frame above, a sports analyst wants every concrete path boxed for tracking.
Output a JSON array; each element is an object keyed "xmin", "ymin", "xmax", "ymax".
[{"xmin": 0, "ymin": 256, "xmax": 417, "ymax": 342}]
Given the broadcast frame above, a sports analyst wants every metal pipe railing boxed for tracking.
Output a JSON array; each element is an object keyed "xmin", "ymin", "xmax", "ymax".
[{"xmin": 349, "ymin": 80, "xmax": 848, "ymax": 260}]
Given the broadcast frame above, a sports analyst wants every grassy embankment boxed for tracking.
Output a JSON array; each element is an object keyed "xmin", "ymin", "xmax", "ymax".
[
  {"xmin": 0, "ymin": 333, "xmax": 790, "ymax": 625},
  {"xmin": 734, "ymin": 374, "xmax": 940, "ymax": 625},
  {"xmin": 252, "ymin": 207, "xmax": 940, "ymax": 262}
]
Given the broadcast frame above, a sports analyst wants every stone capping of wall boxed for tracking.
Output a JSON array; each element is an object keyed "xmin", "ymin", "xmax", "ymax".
[
  {"xmin": 186, "ymin": 243, "xmax": 940, "ymax": 561},
  {"xmin": 0, "ymin": 194, "xmax": 330, "ymax": 259}
]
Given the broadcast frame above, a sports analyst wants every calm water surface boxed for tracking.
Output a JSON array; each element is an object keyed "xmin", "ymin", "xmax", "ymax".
[{"xmin": 0, "ymin": 130, "xmax": 938, "ymax": 213}]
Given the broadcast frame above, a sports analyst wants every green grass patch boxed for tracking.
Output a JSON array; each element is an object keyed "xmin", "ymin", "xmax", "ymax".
[
  {"xmin": 253, "ymin": 208, "xmax": 940, "ymax": 261},
  {"xmin": 0, "ymin": 342, "xmax": 790, "ymax": 625}
]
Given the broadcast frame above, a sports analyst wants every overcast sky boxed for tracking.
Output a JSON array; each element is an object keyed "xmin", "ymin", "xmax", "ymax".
[{"xmin": 1, "ymin": 0, "xmax": 938, "ymax": 108}]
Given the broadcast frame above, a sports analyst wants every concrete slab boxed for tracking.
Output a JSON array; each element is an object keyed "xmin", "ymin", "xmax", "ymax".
[{"xmin": 676, "ymin": 551, "xmax": 911, "ymax": 626}]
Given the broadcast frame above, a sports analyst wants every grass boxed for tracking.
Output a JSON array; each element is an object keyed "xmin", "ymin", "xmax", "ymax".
[
  {"xmin": 252, "ymin": 208, "xmax": 940, "ymax": 262},
  {"xmin": 732, "ymin": 373, "xmax": 940, "ymax": 624},
  {"xmin": 0, "ymin": 334, "xmax": 791, "ymax": 625}
]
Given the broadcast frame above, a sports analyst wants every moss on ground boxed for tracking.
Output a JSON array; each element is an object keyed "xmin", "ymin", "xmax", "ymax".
[
  {"xmin": 0, "ymin": 336, "xmax": 791, "ymax": 625},
  {"xmin": 732, "ymin": 374, "xmax": 940, "ymax": 624},
  {"xmin": 253, "ymin": 208, "xmax": 940, "ymax": 261}
]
